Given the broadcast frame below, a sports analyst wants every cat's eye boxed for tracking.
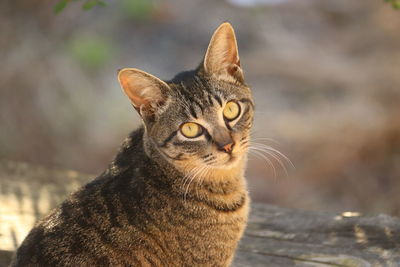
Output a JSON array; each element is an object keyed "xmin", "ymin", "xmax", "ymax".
[
  {"xmin": 180, "ymin": 122, "xmax": 203, "ymax": 138},
  {"xmin": 223, "ymin": 101, "xmax": 240, "ymax": 121}
]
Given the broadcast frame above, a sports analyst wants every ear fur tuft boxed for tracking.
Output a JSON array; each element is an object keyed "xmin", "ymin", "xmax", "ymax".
[
  {"xmin": 203, "ymin": 22, "xmax": 244, "ymax": 83},
  {"xmin": 118, "ymin": 68, "xmax": 170, "ymax": 116}
]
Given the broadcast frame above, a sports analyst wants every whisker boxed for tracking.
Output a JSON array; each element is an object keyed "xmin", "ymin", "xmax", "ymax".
[
  {"xmin": 181, "ymin": 165, "xmax": 202, "ymax": 200},
  {"xmin": 188, "ymin": 165, "xmax": 209, "ymax": 199},
  {"xmin": 250, "ymin": 137, "xmax": 280, "ymax": 145},
  {"xmin": 249, "ymin": 146, "xmax": 288, "ymax": 177},
  {"xmin": 184, "ymin": 165, "xmax": 206, "ymax": 201},
  {"xmin": 195, "ymin": 166, "xmax": 210, "ymax": 199},
  {"xmin": 183, "ymin": 165, "xmax": 201, "ymax": 189},
  {"xmin": 250, "ymin": 142, "xmax": 295, "ymax": 169},
  {"xmin": 248, "ymin": 149, "xmax": 277, "ymax": 178}
]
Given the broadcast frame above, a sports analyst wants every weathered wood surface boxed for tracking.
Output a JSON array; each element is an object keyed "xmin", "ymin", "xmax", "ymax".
[
  {"xmin": 235, "ymin": 205, "xmax": 400, "ymax": 266},
  {"xmin": 1, "ymin": 161, "xmax": 399, "ymax": 266}
]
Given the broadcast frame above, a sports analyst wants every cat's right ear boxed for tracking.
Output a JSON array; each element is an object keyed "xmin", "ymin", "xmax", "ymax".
[
  {"xmin": 118, "ymin": 68, "xmax": 170, "ymax": 116},
  {"xmin": 203, "ymin": 22, "xmax": 244, "ymax": 83}
]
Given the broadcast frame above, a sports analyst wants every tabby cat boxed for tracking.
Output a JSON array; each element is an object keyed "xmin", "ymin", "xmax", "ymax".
[{"xmin": 11, "ymin": 22, "xmax": 254, "ymax": 267}]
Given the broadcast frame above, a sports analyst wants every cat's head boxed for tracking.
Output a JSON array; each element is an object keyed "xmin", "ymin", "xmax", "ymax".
[{"xmin": 118, "ymin": 23, "xmax": 254, "ymax": 177}]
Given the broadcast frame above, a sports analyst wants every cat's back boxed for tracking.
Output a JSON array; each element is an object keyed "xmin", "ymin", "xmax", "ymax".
[{"xmin": 11, "ymin": 128, "xmax": 149, "ymax": 267}]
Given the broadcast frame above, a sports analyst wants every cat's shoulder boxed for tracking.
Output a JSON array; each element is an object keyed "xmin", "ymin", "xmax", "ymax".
[{"xmin": 81, "ymin": 127, "xmax": 146, "ymax": 190}]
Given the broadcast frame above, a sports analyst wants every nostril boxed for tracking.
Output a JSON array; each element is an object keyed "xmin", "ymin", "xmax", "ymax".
[
  {"xmin": 223, "ymin": 143, "xmax": 233, "ymax": 153},
  {"xmin": 213, "ymin": 132, "xmax": 235, "ymax": 153},
  {"xmin": 217, "ymin": 142, "xmax": 234, "ymax": 153}
]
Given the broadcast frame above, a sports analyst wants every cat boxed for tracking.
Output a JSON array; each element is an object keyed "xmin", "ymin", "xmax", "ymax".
[{"xmin": 11, "ymin": 22, "xmax": 254, "ymax": 267}]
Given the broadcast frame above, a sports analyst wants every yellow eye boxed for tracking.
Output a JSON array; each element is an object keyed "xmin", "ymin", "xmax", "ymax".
[
  {"xmin": 180, "ymin": 122, "xmax": 203, "ymax": 138},
  {"xmin": 223, "ymin": 101, "xmax": 240, "ymax": 121}
]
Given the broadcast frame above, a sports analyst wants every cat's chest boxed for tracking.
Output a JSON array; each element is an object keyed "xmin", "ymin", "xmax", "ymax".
[
  {"xmin": 155, "ymin": 198, "xmax": 249, "ymax": 265},
  {"xmin": 167, "ymin": 196, "xmax": 249, "ymax": 242}
]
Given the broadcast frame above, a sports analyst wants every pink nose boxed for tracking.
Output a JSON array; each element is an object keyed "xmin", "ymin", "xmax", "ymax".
[{"xmin": 223, "ymin": 143, "xmax": 234, "ymax": 153}]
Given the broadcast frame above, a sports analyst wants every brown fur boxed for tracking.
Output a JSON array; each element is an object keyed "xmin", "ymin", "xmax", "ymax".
[{"xmin": 11, "ymin": 22, "xmax": 254, "ymax": 267}]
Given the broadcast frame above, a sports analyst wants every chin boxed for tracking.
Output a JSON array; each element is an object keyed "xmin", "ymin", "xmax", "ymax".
[{"xmin": 212, "ymin": 153, "xmax": 243, "ymax": 169}]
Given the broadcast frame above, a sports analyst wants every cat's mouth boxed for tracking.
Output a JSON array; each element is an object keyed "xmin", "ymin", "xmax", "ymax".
[
  {"xmin": 208, "ymin": 153, "xmax": 241, "ymax": 169},
  {"xmin": 225, "ymin": 154, "xmax": 241, "ymax": 166},
  {"xmin": 227, "ymin": 154, "xmax": 237, "ymax": 163}
]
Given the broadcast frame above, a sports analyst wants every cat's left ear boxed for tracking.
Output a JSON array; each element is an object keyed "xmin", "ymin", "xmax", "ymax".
[
  {"xmin": 203, "ymin": 22, "xmax": 244, "ymax": 83},
  {"xmin": 118, "ymin": 68, "xmax": 171, "ymax": 117}
]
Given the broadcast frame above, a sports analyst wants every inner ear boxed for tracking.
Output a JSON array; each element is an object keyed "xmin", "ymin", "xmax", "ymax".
[
  {"xmin": 118, "ymin": 68, "xmax": 170, "ymax": 116},
  {"xmin": 203, "ymin": 22, "xmax": 244, "ymax": 83}
]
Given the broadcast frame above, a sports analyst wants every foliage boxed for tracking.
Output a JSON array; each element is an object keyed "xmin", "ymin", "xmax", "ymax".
[
  {"xmin": 120, "ymin": 0, "xmax": 155, "ymax": 20},
  {"xmin": 385, "ymin": 0, "xmax": 400, "ymax": 9},
  {"xmin": 68, "ymin": 35, "xmax": 112, "ymax": 69},
  {"xmin": 54, "ymin": 0, "xmax": 106, "ymax": 14}
]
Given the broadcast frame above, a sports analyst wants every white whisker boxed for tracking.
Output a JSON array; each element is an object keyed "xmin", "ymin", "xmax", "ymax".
[
  {"xmin": 195, "ymin": 166, "xmax": 211, "ymax": 199},
  {"xmin": 184, "ymin": 165, "xmax": 206, "ymax": 201},
  {"xmin": 250, "ymin": 146, "xmax": 288, "ymax": 177},
  {"xmin": 251, "ymin": 141, "xmax": 295, "ymax": 169},
  {"xmin": 248, "ymin": 149, "xmax": 277, "ymax": 178},
  {"xmin": 250, "ymin": 137, "xmax": 280, "ymax": 145},
  {"xmin": 181, "ymin": 165, "xmax": 202, "ymax": 200}
]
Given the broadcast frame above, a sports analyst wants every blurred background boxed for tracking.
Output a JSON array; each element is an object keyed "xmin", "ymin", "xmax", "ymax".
[{"xmin": 1, "ymin": 0, "xmax": 400, "ymax": 217}]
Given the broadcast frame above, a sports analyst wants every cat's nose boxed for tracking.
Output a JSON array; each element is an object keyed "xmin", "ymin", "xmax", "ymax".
[
  {"xmin": 217, "ymin": 140, "xmax": 235, "ymax": 154},
  {"xmin": 223, "ymin": 142, "xmax": 234, "ymax": 153},
  {"xmin": 213, "ymin": 127, "xmax": 235, "ymax": 153}
]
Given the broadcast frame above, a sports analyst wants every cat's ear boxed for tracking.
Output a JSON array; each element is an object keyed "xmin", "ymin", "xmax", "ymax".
[
  {"xmin": 203, "ymin": 22, "xmax": 244, "ymax": 83},
  {"xmin": 118, "ymin": 68, "xmax": 170, "ymax": 116}
]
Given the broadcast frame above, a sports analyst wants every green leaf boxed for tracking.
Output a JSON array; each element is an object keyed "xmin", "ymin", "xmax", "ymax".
[
  {"xmin": 391, "ymin": 0, "xmax": 400, "ymax": 8},
  {"xmin": 82, "ymin": 0, "xmax": 97, "ymax": 10},
  {"xmin": 97, "ymin": 0, "xmax": 107, "ymax": 7},
  {"xmin": 82, "ymin": 0, "xmax": 106, "ymax": 10},
  {"xmin": 121, "ymin": 0, "xmax": 154, "ymax": 20},
  {"xmin": 54, "ymin": 0, "xmax": 68, "ymax": 14},
  {"xmin": 385, "ymin": 0, "xmax": 400, "ymax": 9}
]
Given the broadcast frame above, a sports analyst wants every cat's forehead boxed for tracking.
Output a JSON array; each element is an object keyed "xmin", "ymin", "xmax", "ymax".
[{"xmin": 169, "ymin": 77, "xmax": 249, "ymax": 104}]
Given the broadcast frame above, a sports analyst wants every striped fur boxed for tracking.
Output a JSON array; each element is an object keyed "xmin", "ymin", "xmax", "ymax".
[{"xmin": 11, "ymin": 22, "xmax": 254, "ymax": 267}]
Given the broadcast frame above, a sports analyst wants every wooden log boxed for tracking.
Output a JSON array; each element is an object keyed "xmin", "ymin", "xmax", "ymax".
[
  {"xmin": 235, "ymin": 204, "xmax": 400, "ymax": 266},
  {"xmin": 1, "ymin": 161, "xmax": 399, "ymax": 266},
  {"xmin": 0, "ymin": 160, "xmax": 92, "ymax": 253}
]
